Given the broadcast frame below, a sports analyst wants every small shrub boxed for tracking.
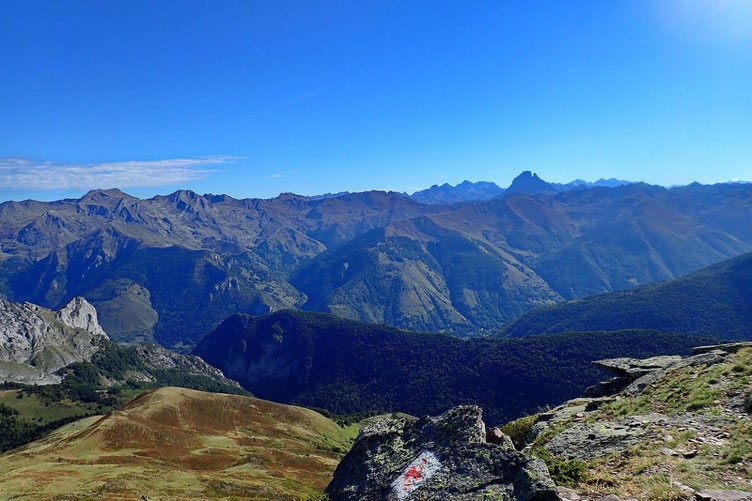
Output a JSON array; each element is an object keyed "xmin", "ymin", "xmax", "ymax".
[
  {"xmin": 534, "ymin": 448, "xmax": 589, "ymax": 486},
  {"xmin": 500, "ymin": 414, "xmax": 537, "ymax": 450}
]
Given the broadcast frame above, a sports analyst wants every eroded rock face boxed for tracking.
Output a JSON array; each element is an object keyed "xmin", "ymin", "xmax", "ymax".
[
  {"xmin": 55, "ymin": 297, "xmax": 108, "ymax": 337},
  {"xmin": 0, "ymin": 297, "xmax": 108, "ymax": 384},
  {"xmin": 326, "ymin": 405, "xmax": 559, "ymax": 501}
]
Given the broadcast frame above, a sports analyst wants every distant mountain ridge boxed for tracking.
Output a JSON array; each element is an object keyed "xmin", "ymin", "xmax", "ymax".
[
  {"xmin": 1, "ymin": 176, "xmax": 751, "ymax": 348},
  {"xmin": 410, "ymin": 180, "xmax": 505, "ymax": 204},
  {"xmin": 498, "ymin": 250, "xmax": 752, "ymax": 339},
  {"xmin": 407, "ymin": 172, "xmax": 634, "ymax": 205}
]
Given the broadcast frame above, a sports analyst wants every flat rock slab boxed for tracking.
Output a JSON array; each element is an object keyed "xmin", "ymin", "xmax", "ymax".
[
  {"xmin": 696, "ymin": 490, "xmax": 752, "ymax": 501},
  {"xmin": 593, "ymin": 356, "xmax": 682, "ymax": 379},
  {"xmin": 545, "ymin": 421, "xmax": 649, "ymax": 461}
]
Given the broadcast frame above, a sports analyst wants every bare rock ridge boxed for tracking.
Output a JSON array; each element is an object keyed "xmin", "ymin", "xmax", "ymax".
[
  {"xmin": 0, "ymin": 297, "xmax": 244, "ymax": 390},
  {"xmin": 326, "ymin": 405, "xmax": 559, "ymax": 500},
  {"xmin": 0, "ymin": 297, "xmax": 108, "ymax": 384}
]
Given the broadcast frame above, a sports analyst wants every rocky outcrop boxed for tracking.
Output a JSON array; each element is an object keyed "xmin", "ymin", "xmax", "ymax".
[
  {"xmin": 326, "ymin": 405, "xmax": 559, "ymax": 500},
  {"xmin": 124, "ymin": 343, "xmax": 242, "ymax": 389},
  {"xmin": 0, "ymin": 297, "xmax": 109, "ymax": 384},
  {"xmin": 54, "ymin": 297, "xmax": 108, "ymax": 337},
  {"xmin": 591, "ymin": 349, "xmax": 728, "ymax": 398},
  {"xmin": 521, "ymin": 342, "xmax": 752, "ymax": 500}
]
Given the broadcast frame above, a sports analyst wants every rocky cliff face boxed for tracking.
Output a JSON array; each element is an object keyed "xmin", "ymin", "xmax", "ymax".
[
  {"xmin": 54, "ymin": 297, "xmax": 108, "ymax": 337},
  {"xmin": 0, "ymin": 297, "xmax": 109, "ymax": 384},
  {"xmin": 326, "ymin": 405, "xmax": 559, "ymax": 500},
  {"xmin": 122, "ymin": 342, "xmax": 242, "ymax": 389}
]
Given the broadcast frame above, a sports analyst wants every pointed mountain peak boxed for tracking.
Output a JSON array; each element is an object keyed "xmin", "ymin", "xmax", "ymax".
[{"xmin": 505, "ymin": 171, "xmax": 556, "ymax": 195}]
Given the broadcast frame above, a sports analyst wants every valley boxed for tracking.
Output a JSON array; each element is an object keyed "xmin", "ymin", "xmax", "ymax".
[{"xmin": 1, "ymin": 177, "xmax": 751, "ymax": 349}]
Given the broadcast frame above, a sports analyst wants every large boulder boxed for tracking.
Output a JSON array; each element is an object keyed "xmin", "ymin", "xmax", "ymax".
[{"xmin": 326, "ymin": 405, "xmax": 559, "ymax": 500}]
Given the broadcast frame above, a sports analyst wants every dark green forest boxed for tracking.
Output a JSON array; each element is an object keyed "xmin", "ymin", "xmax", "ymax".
[{"xmin": 195, "ymin": 310, "xmax": 718, "ymax": 425}]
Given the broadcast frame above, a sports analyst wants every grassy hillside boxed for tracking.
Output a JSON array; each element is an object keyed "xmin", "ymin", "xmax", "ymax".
[
  {"xmin": 194, "ymin": 310, "xmax": 718, "ymax": 424},
  {"xmin": 0, "ymin": 340, "xmax": 248, "ymax": 452},
  {"xmin": 499, "ymin": 250, "xmax": 752, "ymax": 339},
  {"xmin": 0, "ymin": 387, "xmax": 360, "ymax": 500}
]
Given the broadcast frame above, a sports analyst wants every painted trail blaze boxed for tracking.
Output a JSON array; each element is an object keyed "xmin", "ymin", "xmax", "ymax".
[{"xmin": 390, "ymin": 450, "xmax": 441, "ymax": 500}]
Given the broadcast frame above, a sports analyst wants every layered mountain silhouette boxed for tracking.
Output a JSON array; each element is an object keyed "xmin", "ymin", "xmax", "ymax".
[
  {"xmin": 410, "ymin": 180, "xmax": 505, "ymax": 204},
  {"xmin": 1, "ymin": 176, "xmax": 751, "ymax": 348},
  {"xmin": 498, "ymin": 250, "xmax": 752, "ymax": 339},
  {"xmin": 504, "ymin": 170, "xmax": 557, "ymax": 195},
  {"xmin": 408, "ymin": 173, "xmax": 633, "ymax": 205}
]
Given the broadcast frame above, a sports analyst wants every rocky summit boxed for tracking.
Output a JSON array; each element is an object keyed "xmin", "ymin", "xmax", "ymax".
[
  {"xmin": 0, "ymin": 297, "xmax": 109, "ymax": 384},
  {"xmin": 326, "ymin": 405, "xmax": 559, "ymax": 500}
]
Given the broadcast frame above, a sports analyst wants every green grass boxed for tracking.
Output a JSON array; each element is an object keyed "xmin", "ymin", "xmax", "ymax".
[
  {"xmin": 527, "ymin": 348, "xmax": 752, "ymax": 499},
  {"xmin": 500, "ymin": 413, "xmax": 537, "ymax": 450},
  {"xmin": 0, "ymin": 390, "xmax": 100, "ymax": 424}
]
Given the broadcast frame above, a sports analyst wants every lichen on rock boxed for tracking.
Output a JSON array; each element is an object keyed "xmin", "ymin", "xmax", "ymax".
[{"xmin": 326, "ymin": 405, "xmax": 559, "ymax": 500}]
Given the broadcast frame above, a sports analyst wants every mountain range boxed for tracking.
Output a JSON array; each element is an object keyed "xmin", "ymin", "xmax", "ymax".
[
  {"xmin": 408, "ymin": 173, "xmax": 633, "ymax": 204},
  {"xmin": 498, "ymin": 249, "xmax": 752, "ymax": 339},
  {"xmin": 1, "ymin": 174, "xmax": 751, "ymax": 348}
]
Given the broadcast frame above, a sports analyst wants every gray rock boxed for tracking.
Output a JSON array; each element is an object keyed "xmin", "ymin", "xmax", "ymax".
[
  {"xmin": 55, "ymin": 297, "xmax": 107, "ymax": 337},
  {"xmin": 622, "ymin": 350, "xmax": 726, "ymax": 397},
  {"xmin": 593, "ymin": 355, "xmax": 682, "ymax": 379},
  {"xmin": 545, "ymin": 421, "xmax": 648, "ymax": 460},
  {"xmin": 695, "ymin": 490, "xmax": 752, "ymax": 501},
  {"xmin": 592, "ymin": 347, "xmax": 732, "ymax": 399},
  {"xmin": 692, "ymin": 342, "xmax": 752, "ymax": 355},
  {"xmin": 326, "ymin": 405, "xmax": 559, "ymax": 500},
  {"xmin": 0, "ymin": 297, "xmax": 109, "ymax": 384},
  {"xmin": 557, "ymin": 486, "xmax": 581, "ymax": 500}
]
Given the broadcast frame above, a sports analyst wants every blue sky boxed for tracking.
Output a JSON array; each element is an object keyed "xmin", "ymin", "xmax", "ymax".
[{"xmin": 1, "ymin": 1, "xmax": 751, "ymax": 201}]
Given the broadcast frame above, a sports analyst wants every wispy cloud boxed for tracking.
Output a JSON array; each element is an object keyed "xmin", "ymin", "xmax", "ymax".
[
  {"xmin": 266, "ymin": 173, "xmax": 285, "ymax": 178},
  {"xmin": 0, "ymin": 155, "xmax": 241, "ymax": 190},
  {"xmin": 231, "ymin": 87, "xmax": 328, "ymax": 124}
]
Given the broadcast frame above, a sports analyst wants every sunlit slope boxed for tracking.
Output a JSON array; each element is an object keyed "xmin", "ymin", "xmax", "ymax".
[{"xmin": 0, "ymin": 386, "xmax": 357, "ymax": 500}]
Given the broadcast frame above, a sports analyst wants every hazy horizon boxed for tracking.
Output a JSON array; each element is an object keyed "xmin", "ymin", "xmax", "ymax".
[{"xmin": 1, "ymin": 170, "xmax": 750, "ymax": 204}]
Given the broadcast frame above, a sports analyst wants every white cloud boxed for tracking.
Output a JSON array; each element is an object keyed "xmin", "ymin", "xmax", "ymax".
[
  {"xmin": 266, "ymin": 174, "xmax": 285, "ymax": 178},
  {"xmin": 0, "ymin": 156, "xmax": 240, "ymax": 190}
]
